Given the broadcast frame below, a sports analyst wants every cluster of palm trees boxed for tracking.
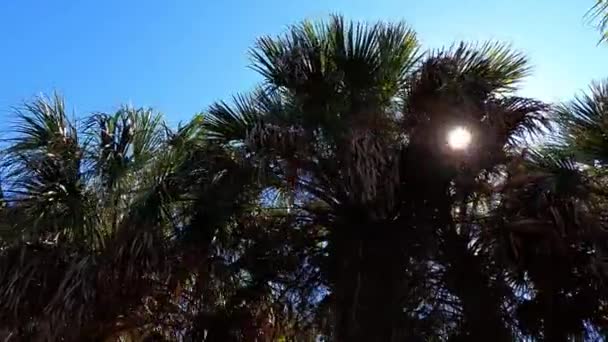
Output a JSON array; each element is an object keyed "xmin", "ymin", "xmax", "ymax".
[{"xmin": 0, "ymin": 10, "xmax": 607, "ymax": 342}]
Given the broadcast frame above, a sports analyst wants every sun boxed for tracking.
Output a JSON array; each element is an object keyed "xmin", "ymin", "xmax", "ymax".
[{"xmin": 447, "ymin": 127, "xmax": 472, "ymax": 150}]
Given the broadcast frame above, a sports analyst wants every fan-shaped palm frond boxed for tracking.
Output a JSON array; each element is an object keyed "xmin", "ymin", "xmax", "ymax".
[
  {"xmin": 85, "ymin": 106, "xmax": 164, "ymax": 190},
  {"xmin": 251, "ymin": 15, "xmax": 420, "ymax": 132},
  {"xmin": 0, "ymin": 94, "xmax": 100, "ymax": 246},
  {"xmin": 467, "ymin": 42, "xmax": 530, "ymax": 92},
  {"xmin": 404, "ymin": 42, "xmax": 531, "ymax": 126},
  {"xmin": 205, "ymin": 91, "xmax": 268, "ymax": 144},
  {"xmin": 555, "ymin": 80, "xmax": 608, "ymax": 165},
  {"xmin": 402, "ymin": 43, "xmax": 546, "ymax": 189},
  {"xmin": 7, "ymin": 93, "xmax": 75, "ymax": 154}
]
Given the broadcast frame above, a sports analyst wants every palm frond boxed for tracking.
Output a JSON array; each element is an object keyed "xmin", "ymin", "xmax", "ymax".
[
  {"xmin": 131, "ymin": 107, "xmax": 164, "ymax": 165},
  {"xmin": 587, "ymin": 0, "xmax": 608, "ymax": 43},
  {"xmin": 7, "ymin": 93, "xmax": 75, "ymax": 154},
  {"xmin": 555, "ymin": 80, "xmax": 608, "ymax": 165},
  {"xmin": 403, "ymin": 42, "xmax": 532, "ymax": 145},
  {"xmin": 250, "ymin": 18, "xmax": 329, "ymax": 91},
  {"xmin": 205, "ymin": 92, "xmax": 264, "ymax": 143},
  {"xmin": 473, "ymin": 42, "xmax": 530, "ymax": 92},
  {"xmin": 251, "ymin": 16, "xmax": 420, "ymax": 132},
  {"xmin": 165, "ymin": 114, "xmax": 205, "ymax": 149},
  {"xmin": 0, "ymin": 95, "xmax": 100, "ymax": 245},
  {"xmin": 525, "ymin": 149, "xmax": 586, "ymax": 197},
  {"xmin": 486, "ymin": 96, "xmax": 549, "ymax": 147},
  {"xmin": 85, "ymin": 106, "xmax": 165, "ymax": 190}
]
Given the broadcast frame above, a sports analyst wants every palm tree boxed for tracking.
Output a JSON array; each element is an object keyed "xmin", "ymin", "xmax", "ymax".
[
  {"xmin": 468, "ymin": 80, "xmax": 608, "ymax": 340},
  {"xmin": 205, "ymin": 16, "xmax": 548, "ymax": 341},
  {"xmin": 477, "ymin": 149, "xmax": 607, "ymax": 341},
  {"xmin": 0, "ymin": 95, "xmax": 264, "ymax": 340}
]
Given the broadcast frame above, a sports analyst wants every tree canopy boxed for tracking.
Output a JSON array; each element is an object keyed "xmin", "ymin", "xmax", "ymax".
[{"xmin": 0, "ymin": 13, "xmax": 606, "ymax": 342}]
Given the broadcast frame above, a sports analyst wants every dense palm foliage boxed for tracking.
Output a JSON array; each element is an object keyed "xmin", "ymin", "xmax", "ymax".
[{"xmin": 0, "ymin": 15, "xmax": 606, "ymax": 342}]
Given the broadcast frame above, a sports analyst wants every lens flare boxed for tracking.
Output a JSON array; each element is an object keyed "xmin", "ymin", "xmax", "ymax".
[{"xmin": 447, "ymin": 127, "xmax": 472, "ymax": 150}]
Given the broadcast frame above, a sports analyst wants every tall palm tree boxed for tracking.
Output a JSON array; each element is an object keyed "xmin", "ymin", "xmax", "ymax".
[
  {"xmin": 548, "ymin": 81, "xmax": 608, "ymax": 338},
  {"xmin": 0, "ymin": 95, "xmax": 263, "ymax": 340},
  {"xmin": 469, "ymin": 80, "xmax": 608, "ymax": 340},
  {"xmin": 205, "ymin": 16, "xmax": 547, "ymax": 341},
  {"xmin": 478, "ymin": 149, "xmax": 607, "ymax": 340}
]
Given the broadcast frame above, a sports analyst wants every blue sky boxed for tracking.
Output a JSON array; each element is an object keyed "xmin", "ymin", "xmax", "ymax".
[{"xmin": 0, "ymin": 0, "xmax": 607, "ymax": 126}]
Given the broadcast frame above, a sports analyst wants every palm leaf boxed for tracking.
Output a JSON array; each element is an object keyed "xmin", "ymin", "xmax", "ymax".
[
  {"xmin": 205, "ymin": 92, "xmax": 264, "ymax": 143},
  {"xmin": 555, "ymin": 80, "xmax": 608, "ymax": 165},
  {"xmin": 588, "ymin": 0, "xmax": 608, "ymax": 43}
]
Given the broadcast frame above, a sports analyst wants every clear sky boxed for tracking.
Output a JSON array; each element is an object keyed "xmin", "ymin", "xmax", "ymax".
[{"xmin": 0, "ymin": 0, "xmax": 607, "ymax": 126}]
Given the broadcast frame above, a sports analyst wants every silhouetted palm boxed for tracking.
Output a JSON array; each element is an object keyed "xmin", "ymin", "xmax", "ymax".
[
  {"xmin": 0, "ymin": 15, "xmax": 606, "ymax": 342},
  {"xmin": 0, "ymin": 95, "xmax": 262, "ymax": 340},
  {"xmin": 206, "ymin": 16, "xmax": 548, "ymax": 341}
]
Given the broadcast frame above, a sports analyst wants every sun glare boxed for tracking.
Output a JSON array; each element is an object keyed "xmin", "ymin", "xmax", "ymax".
[{"xmin": 447, "ymin": 127, "xmax": 472, "ymax": 150}]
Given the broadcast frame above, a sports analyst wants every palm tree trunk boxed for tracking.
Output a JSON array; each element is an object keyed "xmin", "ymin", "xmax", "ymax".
[
  {"xmin": 542, "ymin": 285, "xmax": 568, "ymax": 342},
  {"xmin": 532, "ymin": 259, "xmax": 568, "ymax": 342},
  {"xmin": 332, "ymin": 222, "xmax": 405, "ymax": 342},
  {"xmin": 441, "ymin": 229, "xmax": 512, "ymax": 341}
]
